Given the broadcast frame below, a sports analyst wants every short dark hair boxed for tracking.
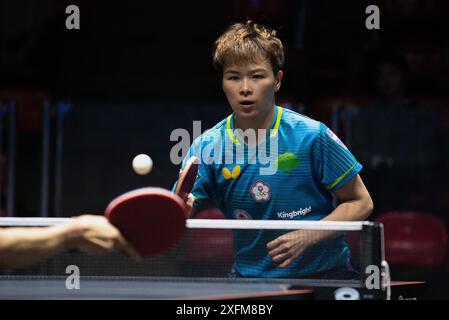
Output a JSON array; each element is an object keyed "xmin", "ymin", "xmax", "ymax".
[{"xmin": 212, "ymin": 20, "xmax": 285, "ymax": 75}]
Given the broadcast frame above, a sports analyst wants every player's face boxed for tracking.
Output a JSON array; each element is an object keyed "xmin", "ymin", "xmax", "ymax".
[{"xmin": 222, "ymin": 59, "xmax": 282, "ymax": 123}]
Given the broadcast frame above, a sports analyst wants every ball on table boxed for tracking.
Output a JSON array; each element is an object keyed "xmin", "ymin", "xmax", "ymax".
[{"xmin": 132, "ymin": 154, "xmax": 153, "ymax": 175}]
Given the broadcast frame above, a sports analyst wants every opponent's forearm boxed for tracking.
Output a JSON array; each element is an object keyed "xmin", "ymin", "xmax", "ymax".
[{"xmin": 0, "ymin": 225, "xmax": 72, "ymax": 268}]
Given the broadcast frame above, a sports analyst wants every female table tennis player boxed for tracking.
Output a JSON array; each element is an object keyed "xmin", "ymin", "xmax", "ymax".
[{"xmin": 175, "ymin": 21, "xmax": 373, "ymax": 279}]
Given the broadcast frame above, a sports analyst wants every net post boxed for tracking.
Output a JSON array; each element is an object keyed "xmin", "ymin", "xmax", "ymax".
[{"xmin": 360, "ymin": 222, "xmax": 387, "ymax": 299}]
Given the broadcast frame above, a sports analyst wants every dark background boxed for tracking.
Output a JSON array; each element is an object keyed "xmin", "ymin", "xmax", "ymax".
[{"xmin": 0, "ymin": 0, "xmax": 448, "ymax": 298}]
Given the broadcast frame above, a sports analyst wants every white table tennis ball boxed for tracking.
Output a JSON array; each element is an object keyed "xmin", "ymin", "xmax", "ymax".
[{"xmin": 132, "ymin": 154, "xmax": 153, "ymax": 175}]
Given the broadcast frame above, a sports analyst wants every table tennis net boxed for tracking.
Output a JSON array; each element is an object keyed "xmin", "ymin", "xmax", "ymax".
[{"xmin": 0, "ymin": 218, "xmax": 383, "ymax": 281}]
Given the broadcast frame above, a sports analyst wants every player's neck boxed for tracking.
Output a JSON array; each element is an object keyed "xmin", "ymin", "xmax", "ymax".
[{"xmin": 234, "ymin": 106, "xmax": 275, "ymax": 144}]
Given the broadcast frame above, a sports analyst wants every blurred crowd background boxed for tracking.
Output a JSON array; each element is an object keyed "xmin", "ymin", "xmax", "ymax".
[{"xmin": 0, "ymin": 0, "xmax": 448, "ymax": 298}]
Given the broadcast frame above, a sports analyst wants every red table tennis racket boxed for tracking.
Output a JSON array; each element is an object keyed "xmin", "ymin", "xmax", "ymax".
[
  {"xmin": 105, "ymin": 156, "xmax": 199, "ymax": 256},
  {"xmin": 175, "ymin": 156, "xmax": 199, "ymax": 202}
]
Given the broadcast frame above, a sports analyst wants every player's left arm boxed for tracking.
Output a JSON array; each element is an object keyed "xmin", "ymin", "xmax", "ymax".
[
  {"xmin": 323, "ymin": 174, "xmax": 373, "ymax": 222},
  {"xmin": 269, "ymin": 125, "xmax": 374, "ymax": 267},
  {"xmin": 268, "ymin": 175, "xmax": 373, "ymax": 268},
  {"xmin": 268, "ymin": 175, "xmax": 373, "ymax": 267}
]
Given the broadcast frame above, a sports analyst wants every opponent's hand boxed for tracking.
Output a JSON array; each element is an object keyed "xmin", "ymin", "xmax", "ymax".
[
  {"xmin": 267, "ymin": 230, "xmax": 317, "ymax": 268},
  {"xmin": 63, "ymin": 215, "xmax": 141, "ymax": 259}
]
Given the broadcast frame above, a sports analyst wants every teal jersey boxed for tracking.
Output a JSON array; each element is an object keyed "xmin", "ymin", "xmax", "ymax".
[{"xmin": 173, "ymin": 106, "xmax": 363, "ymax": 278}]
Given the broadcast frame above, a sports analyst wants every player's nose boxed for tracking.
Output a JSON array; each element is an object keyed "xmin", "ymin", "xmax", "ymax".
[{"xmin": 239, "ymin": 79, "xmax": 252, "ymax": 96}]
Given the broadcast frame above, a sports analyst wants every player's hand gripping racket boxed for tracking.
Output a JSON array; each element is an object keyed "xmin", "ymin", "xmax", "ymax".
[
  {"xmin": 105, "ymin": 156, "xmax": 199, "ymax": 256},
  {"xmin": 174, "ymin": 156, "xmax": 199, "ymax": 203}
]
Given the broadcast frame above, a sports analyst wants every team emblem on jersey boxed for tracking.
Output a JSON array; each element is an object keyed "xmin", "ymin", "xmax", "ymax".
[
  {"xmin": 233, "ymin": 209, "xmax": 252, "ymax": 220},
  {"xmin": 276, "ymin": 153, "xmax": 301, "ymax": 173},
  {"xmin": 222, "ymin": 165, "xmax": 241, "ymax": 180},
  {"xmin": 250, "ymin": 180, "xmax": 271, "ymax": 202}
]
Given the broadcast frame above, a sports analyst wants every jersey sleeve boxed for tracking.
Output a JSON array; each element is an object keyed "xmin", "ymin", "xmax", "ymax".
[{"xmin": 312, "ymin": 123, "xmax": 363, "ymax": 191}]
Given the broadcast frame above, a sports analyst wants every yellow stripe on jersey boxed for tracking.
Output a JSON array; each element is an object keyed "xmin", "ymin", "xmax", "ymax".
[
  {"xmin": 270, "ymin": 106, "xmax": 283, "ymax": 138},
  {"xmin": 325, "ymin": 162, "xmax": 357, "ymax": 190},
  {"xmin": 226, "ymin": 116, "xmax": 241, "ymax": 145}
]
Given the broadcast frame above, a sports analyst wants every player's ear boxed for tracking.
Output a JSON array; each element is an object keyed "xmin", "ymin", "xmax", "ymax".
[{"xmin": 275, "ymin": 70, "xmax": 283, "ymax": 92}]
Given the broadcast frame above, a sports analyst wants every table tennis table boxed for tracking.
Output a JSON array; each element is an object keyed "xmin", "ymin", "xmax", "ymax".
[
  {"xmin": 0, "ymin": 218, "xmax": 426, "ymax": 300},
  {"xmin": 0, "ymin": 276, "xmax": 425, "ymax": 300}
]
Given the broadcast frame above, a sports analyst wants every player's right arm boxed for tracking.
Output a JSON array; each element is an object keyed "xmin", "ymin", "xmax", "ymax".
[{"xmin": 172, "ymin": 138, "xmax": 218, "ymax": 218}]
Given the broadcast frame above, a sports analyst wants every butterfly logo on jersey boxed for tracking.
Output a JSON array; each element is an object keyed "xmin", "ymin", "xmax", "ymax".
[
  {"xmin": 222, "ymin": 165, "xmax": 241, "ymax": 180},
  {"xmin": 250, "ymin": 180, "xmax": 271, "ymax": 202}
]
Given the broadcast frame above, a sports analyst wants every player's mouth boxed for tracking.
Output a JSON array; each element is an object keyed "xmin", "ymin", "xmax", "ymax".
[{"xmin": 239, "ymin": 100, "xmax": 256, "ymax": 108}]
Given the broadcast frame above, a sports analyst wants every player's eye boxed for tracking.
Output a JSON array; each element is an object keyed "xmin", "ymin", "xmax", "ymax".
[
  {"xmin": 227, "ymin": 76, "xmax": 239, "ymax": 80},
  {"xmin": 253, "ymin": 74, "xmax": 264, "ymax": 79}
]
